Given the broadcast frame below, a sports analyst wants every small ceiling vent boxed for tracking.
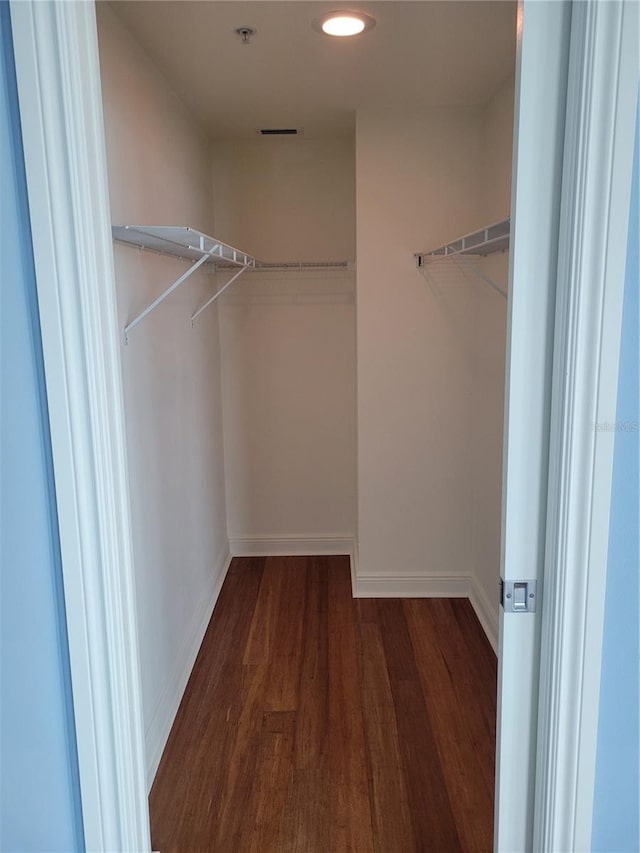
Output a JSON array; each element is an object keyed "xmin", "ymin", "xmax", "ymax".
[{"xmin": 257, "ymin": 128, "xmax": 302, "ymax": 136}]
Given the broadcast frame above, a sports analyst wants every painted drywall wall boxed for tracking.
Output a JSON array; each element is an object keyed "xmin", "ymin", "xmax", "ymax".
[
  {"xmin": 484, "ymin": 75, "xmax": 516, "ymax": 222},
  {"xmin": 592, "ymin": 92, "xmax": 639, "ymax": 853},
  {"xmin": 97, "ymin": 4, "xmax": 230, "ymax": 785},
  {"xmin": 356, "ymin": 106, "xmax": 485, "ymax": 587},
  {"xmin": 212, "ymin": 139, "xmax": 357, "ymax": 547},
  {"xmin": 470, "ymin": 76, "xmax": 515, "ymax": 634},
  {"xmin": 355, "ymin": 89, "xmax": 513, "ymax": 639},
  {"xmin": 212, "ymin": 138, "xmax": 356, "ymax": 262},
  {"xmin": 0, "ymin": 3, "xmax": 83, "ymax": 847}
]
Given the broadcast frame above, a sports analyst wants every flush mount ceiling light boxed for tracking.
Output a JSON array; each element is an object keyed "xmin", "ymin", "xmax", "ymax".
[{"xmin": 312, "ymin": 10, "xmax": 376, "ymax": 37}]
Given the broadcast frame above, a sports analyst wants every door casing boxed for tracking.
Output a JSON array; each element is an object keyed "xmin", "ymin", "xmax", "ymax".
[{"xmin": 495, "ymin": 2, "xmax": 572, "ymax": 849}]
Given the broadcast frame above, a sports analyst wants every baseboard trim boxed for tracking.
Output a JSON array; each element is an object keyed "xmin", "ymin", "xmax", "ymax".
[
  {"xmin": 208, "ymin": 535, "xmax": 498, "ymax": 660},
  {"xmin": 229, "ymin": 535, "xmax": 355, "ymax": 558},
  {"xmin": 144, "ymin": 545, "xmax": 232, "ymax": 791},
  {"xmin": 355, "ymin": 573, "xmax": 472, "ymax": 599},
  {"xmin": 349, "ymin": 542, "xmax": 359, "ymax": 597},
  {"xmin": 469, "ymin": 579, "xmax": 499, "ymax": 654},
  {"xmin": 355, "ymin": 571, "xmax": 498, "ymax": 651}
]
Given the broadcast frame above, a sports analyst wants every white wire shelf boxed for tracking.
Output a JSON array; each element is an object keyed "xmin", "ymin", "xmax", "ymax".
[
  {"xmin": 113, "ymin": 225, "xmax": 255, "ymax": 267},
  {"xmin": 415, "ymin": 217, "xmax": 510, "ymax": 300},
  {"xmin": 112, "ymin": 226, "xmax": 256, "ymax": 341},
  {"xmin": 113, "ymin": 226, "xmax": 356, "ymax": 341},
  {"xmin": 415, "ymin": 217, "xmax": 510, "ymax": 267},
  {"xmin": 214, "ymin": 260, "xmax": 355, "ymax": 271}
]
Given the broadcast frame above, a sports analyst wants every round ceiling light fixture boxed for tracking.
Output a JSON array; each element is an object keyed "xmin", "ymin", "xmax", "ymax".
[{"xmin": 312, "ymin": 10, "xmax": 376, "ymax": 37}]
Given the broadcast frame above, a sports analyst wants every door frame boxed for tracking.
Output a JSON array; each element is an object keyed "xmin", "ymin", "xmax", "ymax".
[
  {"xmin": 8, "ymin": 1, "xmax": 636, "ymax": 850},
  {"xmin": 9, "ymin": 2, "xmax": 150, "ymax": 850},
  {"xmin": 495, "ymin": 1, "xmax": 637, "ymax": 850},
  {"xmin": 533, "ymin": 2, "xmax": 638, "ymax": 851},
  {"xmin": 494, "ymin": 2, "xmax": 573, "ymax": 849}
]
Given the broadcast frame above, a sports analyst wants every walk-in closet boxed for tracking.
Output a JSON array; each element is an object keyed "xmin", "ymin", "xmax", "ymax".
[{"xmin": 97, "ymin": 2, "xmax": 517, "ymax": 847}]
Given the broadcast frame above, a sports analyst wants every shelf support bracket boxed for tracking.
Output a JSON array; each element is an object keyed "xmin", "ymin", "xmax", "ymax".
[
  {"xmin": 124, "ymin": 248, "xmax": 218, "ymax": 343},
  {"xmin": 450, "ymin": 255, "xmax": 507, "ymax": 299},
  {"xmin": 190, "ymin": 264, "xmax": 252, "ymax": 324}
]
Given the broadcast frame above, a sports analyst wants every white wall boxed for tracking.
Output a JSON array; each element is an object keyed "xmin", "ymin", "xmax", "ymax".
[
  {"xmin": 355, "ymin": 90, "xmax": 514, "ymax": 647},
  {"xmin": 212, "ymin": 139, "xmax": 357, "ymax": 549},
  {"xmin": 97, "ymin": 5, "xmax": 230, "ymax": 786},
  {"xmin": 212, "ymin": 138, "xmax": 355, "ymax": 261},
  {"xmin": 356, "ymin": 106, "xmax": 485, "ymax": 588},
  {"xmin": 471, "ymin": 75, "xmax": 515, "ymax": 635},
  {"xmin": 484, "ymin": 75, "xmax": 516, "ymax": 222}
]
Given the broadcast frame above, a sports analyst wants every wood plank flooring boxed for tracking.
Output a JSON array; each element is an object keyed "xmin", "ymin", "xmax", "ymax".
[{"xmin": 149, "ymin": 556, "xmax": 497, "ymax": 852}]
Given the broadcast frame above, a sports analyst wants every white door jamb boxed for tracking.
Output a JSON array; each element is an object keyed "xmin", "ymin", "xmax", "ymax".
[
  {"xmin": 495, "ymin": 2, "xmax": 572, "ymax": 849},
  {"xmin": 534, "ymin": 2, "xmax": 638, "ymax": 850},
  {"xmin": 9, "ymin": 2, "xmax": 151, "ymax": 850}
]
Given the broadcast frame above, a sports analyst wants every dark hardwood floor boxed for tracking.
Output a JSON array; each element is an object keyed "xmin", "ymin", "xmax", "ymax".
[{"xmin": 149, "ymin": 556, "xmax": 497, "ymax": 852}]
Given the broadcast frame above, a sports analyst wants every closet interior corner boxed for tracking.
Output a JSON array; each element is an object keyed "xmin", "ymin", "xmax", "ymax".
[{"xmin": 96, "ymin": 1, "xmax": 517, "ymax": 846}]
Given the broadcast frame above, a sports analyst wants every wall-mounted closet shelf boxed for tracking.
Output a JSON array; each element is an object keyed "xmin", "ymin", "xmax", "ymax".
[
  {"xmin": 113, "ymin": 225, "xmax": 255, "ymax": 267},
  {"xmin": 113, "ymin": 226, "xmax": 355, "ymax": 340},
  {"xmin": 415, "ymin": 217, "xmax": 510, "ymax": 266},
  {"xmin": 211, "ymin": 260, "xmax": 355, "ymax": 272},
  {"xmin": 113, "ymin": 225, "xmax": 256, "ymax": 341},
  {"xmin": 415, "ymin": 217, "xmax": 510, "ymax": 299}
]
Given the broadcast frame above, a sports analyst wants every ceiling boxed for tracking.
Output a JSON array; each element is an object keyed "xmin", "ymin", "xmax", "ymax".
[{"xmin": 107, "ymin": 1, "xmax": 517, "ymax": 139}]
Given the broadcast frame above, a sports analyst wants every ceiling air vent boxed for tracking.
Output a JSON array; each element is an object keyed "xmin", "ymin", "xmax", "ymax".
[{"xmin": 257, "ymin": 128, "xmax": 302, "ymax": 136}]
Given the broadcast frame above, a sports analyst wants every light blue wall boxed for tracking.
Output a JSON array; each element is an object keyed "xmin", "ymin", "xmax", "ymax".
[
  {"xmin": 592, "ymin": 89, "xmax": 640, "ymax": 853},
  {"xmin": 0, "ymin": 3, "xmax": 84, "ymax": 850}
]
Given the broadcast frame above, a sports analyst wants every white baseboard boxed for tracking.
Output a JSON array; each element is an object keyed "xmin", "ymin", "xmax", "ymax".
[
  {"xmin": 144, "ymin": 545, "xmax": 232, "ymax": 791},
  {"xmin": 229, "ymin": 535, "xmax": 355, "ymax": 558},
  {"xmin": 355, "ymin": 573, "xmax": 472, "ymax": 599},
  {"xmin": 354, "ymin": 569, "xmax": 499, "ymax": 654},
  {"xmin": 469, "ymin": 578, "xmax": 499, "ymax": 654},
  {"xmin": 349, "ymin": 542, "xmax": 359, "ymax": 597}
]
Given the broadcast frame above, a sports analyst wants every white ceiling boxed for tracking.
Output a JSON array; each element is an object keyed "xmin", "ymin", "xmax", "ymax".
[{"xmin": 107, "ymin": 1, "xmax": 517, "ymax": 139}]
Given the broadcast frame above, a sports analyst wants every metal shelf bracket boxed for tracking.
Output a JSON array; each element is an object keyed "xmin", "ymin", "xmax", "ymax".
[
  {"xmin": 124, "ymin": 251, "xmax": 210, "ymax": 343},
  {"xmin": 113, "ymin": 226, "xmax": 355, "ymax": 339},
  {"xmin": 114, "ymin": 226, "xmax": 256, "ymax": 343},
  {"xmin": 190, "ymin": 265, "xmax": 252, "ymax": 324},
  {"xmin": 415, "ymin": 217, "xmax": 510, "ymax": 299}
]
